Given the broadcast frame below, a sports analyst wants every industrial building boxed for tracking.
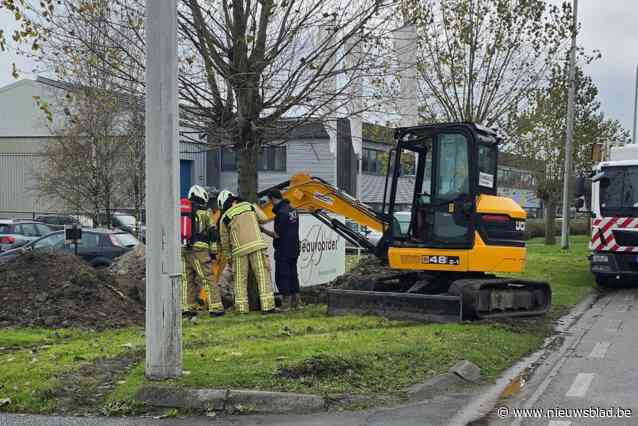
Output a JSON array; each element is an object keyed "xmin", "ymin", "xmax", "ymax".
[{"xmin": 0, "ymin": 78, "xmax": 541, "ymax": 219}]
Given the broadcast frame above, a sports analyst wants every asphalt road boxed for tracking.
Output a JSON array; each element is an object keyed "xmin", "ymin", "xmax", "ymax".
[{"xmin": 485, "ymin": 287, "xmax": 638, "ymax": 426}]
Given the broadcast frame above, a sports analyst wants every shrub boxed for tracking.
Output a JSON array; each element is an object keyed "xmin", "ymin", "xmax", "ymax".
[{"xmin": 524, "ymin": 219, "xmax": 589, "ymax": 240}]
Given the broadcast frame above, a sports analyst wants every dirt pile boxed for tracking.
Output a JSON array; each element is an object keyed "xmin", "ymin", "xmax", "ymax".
[
  {"xmin": 0, "ymin": 251, "xmax": 144, "ymax": 329},
  {"xmin": 299, "ymin": 256, "xmax": 397, "ymax": 304},
  {"xmin": 330, "ymin": 256, "xmax": 396, "ymax": 290},
  {"xmin": 109, "ymin": 245, "xmax": 236, "ymax": 307},
  {"xmin": 109, "ymin": 244, "xmax": 146, "ymax": 304}
]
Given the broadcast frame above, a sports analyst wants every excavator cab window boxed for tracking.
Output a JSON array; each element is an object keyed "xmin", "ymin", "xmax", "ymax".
[{"xmin": 388, "ymin": 127, "xmax": 475, "ymax": 249}]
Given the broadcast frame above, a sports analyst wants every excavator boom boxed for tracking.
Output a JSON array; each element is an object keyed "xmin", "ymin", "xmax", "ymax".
[{"xmin": 258, "ymin": 174, "xmax": 388, "ymax": 255}]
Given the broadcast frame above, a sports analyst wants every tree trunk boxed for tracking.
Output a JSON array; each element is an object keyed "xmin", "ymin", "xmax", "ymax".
[
  {"xmin": 545, "ymin": 199, "xmax": 556, "ymax": 245},
  {"xmin": 237, "ymin": 140, "xmax": 260, "ymax": 202},
  {"xmin": 236, "ymin": 132, "xmax": 262, "ymax": 310}
]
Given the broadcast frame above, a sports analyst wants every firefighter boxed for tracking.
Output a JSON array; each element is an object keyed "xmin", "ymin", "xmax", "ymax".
[
  {"xmin": 182, "ymin": 185, "xmax": 224, "ymax": 318},
  {"xmin": 217, "ymin": 190, "xmax": 278, "ymax": 314}
]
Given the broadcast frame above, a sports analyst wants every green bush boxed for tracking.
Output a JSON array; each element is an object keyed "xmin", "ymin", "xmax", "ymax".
[{"xmin": 524, "ymin": 219, "xmax": 589, "ymax": 240}]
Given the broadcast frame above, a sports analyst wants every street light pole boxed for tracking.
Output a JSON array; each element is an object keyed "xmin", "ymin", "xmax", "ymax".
[
  {"xmin": 145, "ymin": 0, "xmax": 182, "ymax": 379},
  {"xmin": 633, "ymin": 63, "xmax": 638, "ymax": 144},
  {"xmin": 561, "ymin": 0, "xmax": 578, "ymax": 250}
]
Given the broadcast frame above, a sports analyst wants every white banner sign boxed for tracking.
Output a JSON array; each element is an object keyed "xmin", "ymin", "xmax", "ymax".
[{"xmin": 263, "ymin": 214, "xmax": 346, "ymax": 288}]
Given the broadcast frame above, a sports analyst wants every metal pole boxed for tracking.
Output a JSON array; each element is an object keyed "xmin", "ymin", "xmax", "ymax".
[
  {"xmin": 145, "ymin": 0, "xmax": 182, "ymax": 379},
  {"xmin": 633, "ymin": 63, "xmax": 638, "ymax": 144},
  {"xmin": 561, "ymin": 0, "xmax": 578, "ymax": 249}
]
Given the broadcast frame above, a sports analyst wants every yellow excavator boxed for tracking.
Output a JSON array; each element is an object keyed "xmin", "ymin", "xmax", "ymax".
[{"xmin": 213, "ymin": 123, "xmax": 551, "ymax": 322}]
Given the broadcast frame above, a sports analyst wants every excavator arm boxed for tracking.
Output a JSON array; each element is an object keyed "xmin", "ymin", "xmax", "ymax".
[
  {"xmin": 257, "ymin": 173, "xmax": 390, "ymax": 255},
  {"xmin": 206, "ymin": 173, "xmax": 387, "ymax": 304}
]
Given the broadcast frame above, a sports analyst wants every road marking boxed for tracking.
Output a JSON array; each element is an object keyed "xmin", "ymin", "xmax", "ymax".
[
  {"xmin": 566, "ymin": 373, "xmax": 595, "ymax": 397},
  {"xmin": 624, "ymin": 295, "xmax": 634, "ymax": 301},
  {"xmin": 548, "ymin": 421, "xmax": 571, "ymax": 426},
  {"xmin": 588, "ymin": 342, "xmax": 610, "ymax": 359},
  {"xmin": 616, "ymin": 305, "xmax": 629, "ymax": 313}
]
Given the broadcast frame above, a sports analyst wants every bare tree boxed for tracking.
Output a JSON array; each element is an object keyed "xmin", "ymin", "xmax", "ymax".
[
  {"xmin": 398, "ymin": 0, "xmax": 574, "ymax": 126},
  {"xmin": 20, "ymin": 0, "xmax": 395, "ymax": 201},
  {"xmin": 36, "ymin": 89, "xmax": 124, "ymax": 225},
  {"xmin": 31, "ymin": 0, "xmax": 146, "ymax": 225},
  {"xmin": 507, "ymin": 63, "xmax": 629, "ymax": 244}
]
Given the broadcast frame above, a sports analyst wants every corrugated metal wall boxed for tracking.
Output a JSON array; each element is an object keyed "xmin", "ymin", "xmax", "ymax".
[
  {"xmin": 0, "ymin": 153, "xmax": 47, "ymax": 216},
  {"xmin": 179, "ymin": 141, "xmax": 207, "ymax": 186},
  {"xmin": 0, "ymin": 142, "xmax": 206, "ymax": 218}
]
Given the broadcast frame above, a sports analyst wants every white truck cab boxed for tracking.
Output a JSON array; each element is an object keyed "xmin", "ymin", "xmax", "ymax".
[{"xmin": 584, "ymin": 145, "xmax": 638, "ymax": 286}]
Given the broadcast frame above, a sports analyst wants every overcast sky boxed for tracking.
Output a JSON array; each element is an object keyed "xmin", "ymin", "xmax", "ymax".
[{"xmin": 1, "ymin": 1, "xmax": 637, "ymax": 133}]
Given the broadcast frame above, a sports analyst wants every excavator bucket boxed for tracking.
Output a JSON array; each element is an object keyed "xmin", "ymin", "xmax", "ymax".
[{"xmin": 327, "ymin": 289, "xmax": 463, "ymax": 323}]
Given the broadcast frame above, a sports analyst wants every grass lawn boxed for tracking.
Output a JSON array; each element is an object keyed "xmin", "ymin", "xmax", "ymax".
[{"xmin": 0, "ymin": 236, "xmax": 594, "ymax": 414}]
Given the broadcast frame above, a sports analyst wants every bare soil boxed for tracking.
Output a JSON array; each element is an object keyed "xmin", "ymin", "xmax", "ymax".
[
  {"xmin": 47, "ymin": 352, "xmax": 143, "ymax": 416},
  {"xmin": 109, "ymin": 244, "xmax": 236, "ymax": 307},
  {"xmin": 109, "ymin": 244, "xmax": 146, "ymax": 304},
  {"xmin": 0, "ymin": 251, "xmax": 144, "ymax": 329}
]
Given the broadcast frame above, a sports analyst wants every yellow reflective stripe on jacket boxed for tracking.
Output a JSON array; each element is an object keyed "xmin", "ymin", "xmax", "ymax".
[
  {"xmin": 192, "ymin": 241, "xmax": 213, "ymax": 250},
  {"xmin": 221, "ymin": 202, "xmax": 254, "ymax": 223},
  {"xmin": 220, "ymin": 202, "xmax": 267, "ymax": 257},
  {"xmin": 231, "ymin": 240, "xmax": 266, "ymax": 257}
]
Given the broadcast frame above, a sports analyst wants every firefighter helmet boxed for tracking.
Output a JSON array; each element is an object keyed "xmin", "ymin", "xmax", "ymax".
[
  {"xmin": 188, "ymin": 185, "xmax": 208, "ymax": 204},
  {"xmin": 217, "ymin": 190, "xmax": 234, "ymax": 210}
]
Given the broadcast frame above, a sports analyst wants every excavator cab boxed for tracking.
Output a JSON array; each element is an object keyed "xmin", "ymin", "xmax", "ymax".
[
  {"xmin": 257, "ymin": 122, "xmax": 551, "ymax": 322},
  {"xmin": 382, "ymin": 124, "xmax": 496, "ymax": 250}
]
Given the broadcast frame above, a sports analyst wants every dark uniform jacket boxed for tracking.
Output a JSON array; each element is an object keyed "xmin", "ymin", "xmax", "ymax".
[{"xmin": 272, "ymin": 199, "xmax": 300, "ymax": 260}]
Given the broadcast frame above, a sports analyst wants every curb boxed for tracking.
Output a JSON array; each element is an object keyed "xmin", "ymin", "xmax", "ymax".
[
  {"xmin": 136, "ymin": 360, "xmax": 482, "ymax": 414},
  {"xmin": 135, "ymin": 385, "xmax": 325, "ymax": 414}
]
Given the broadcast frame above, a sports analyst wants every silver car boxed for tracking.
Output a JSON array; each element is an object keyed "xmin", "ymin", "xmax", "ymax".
[{"xmin": 0, "ymin": 220, "xmax": 54, "ymax": 252}]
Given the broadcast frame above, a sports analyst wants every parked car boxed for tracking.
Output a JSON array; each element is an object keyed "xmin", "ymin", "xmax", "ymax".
[
  {"xmin": 97, "ymin": 212, "xmax": 146, "ymax": 242},
  {"xmin": 364, "ymin": 211, "xmax": 412, "ymax": 246},
  {"xmin": 344, "ymin": 212, "xmax": 412, "ymax": 250},
  {"xmin": 35, "ymin": 215, "xmax": 81, "ymax": 230},
  {"xmin": 0, "ymin": 220, "xmax": 54, "ymax": 252},
  {"xmin": 0, "ymin": 228, "xmax": 140, "ymax": 267}
]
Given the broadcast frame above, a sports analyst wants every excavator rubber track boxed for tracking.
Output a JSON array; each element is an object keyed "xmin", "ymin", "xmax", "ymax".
[
  {"xmin": 326, "ymin": 275, "xmax": 551, "ymax": 322},
  {"xmin": 448, "ymin": 278, "xmax": 551, "ymax": 320}
]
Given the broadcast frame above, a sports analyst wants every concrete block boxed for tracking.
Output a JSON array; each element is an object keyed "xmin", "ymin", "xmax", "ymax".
[
  {"xmin": 136, "ymin": 385, "xmax": 226, "ymax": 411},
  {"xmin": 449, "ymin": 360, "xmax": 481, "ymax": 382},
  {"xmin": 407, "ymin": 373, "xmax": 466, "ymax": 400},
  {"xmin": 226, "ymin": 389, "xmax": 325, "ymax": 414}
]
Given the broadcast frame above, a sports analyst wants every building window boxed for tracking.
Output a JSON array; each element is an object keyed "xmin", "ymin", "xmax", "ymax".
[
  {"xmin": 221, "ymin": 149, "xmax": 237, "ymax": 172},
  {"xmin": 362, "ymin": 148, "xmax": 385, "ymax": 175},
  {"xmin": 221, "ymin": 146, "xmax": 286, "ymax": 172},
  {"xmin": 498, "ymin": 166, "xmax": 537, "ymax": 190},
  {"xmin": 363, "ymin": 147, "xmax": 415, "ymax": 176},
  {"xmin": 258, "ymin": 146, "xmax": 286, "ymax": 172}
]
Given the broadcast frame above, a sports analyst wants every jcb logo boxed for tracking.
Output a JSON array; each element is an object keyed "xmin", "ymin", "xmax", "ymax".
[{"xmin": 515, "ymin": 221, "xmax": 526, "ymax": 232}]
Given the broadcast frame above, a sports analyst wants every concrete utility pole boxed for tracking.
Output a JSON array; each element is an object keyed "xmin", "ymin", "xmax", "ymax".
[
  {"xmin": 145, "ymin": 0, "xmax": 182, "ymax": 379},
  {"xmin": 561, "ymin": 0, "xmax": 578, "ymax": 250},
  {"xmin": 633, "ymin": 64, "xmax": 638, "ymax": 144}
]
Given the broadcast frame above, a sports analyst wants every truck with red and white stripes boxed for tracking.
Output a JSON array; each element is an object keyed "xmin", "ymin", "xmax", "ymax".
[{"xmin": 587, "ymin": 144, "xmax": 638, "ymax": 286}]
